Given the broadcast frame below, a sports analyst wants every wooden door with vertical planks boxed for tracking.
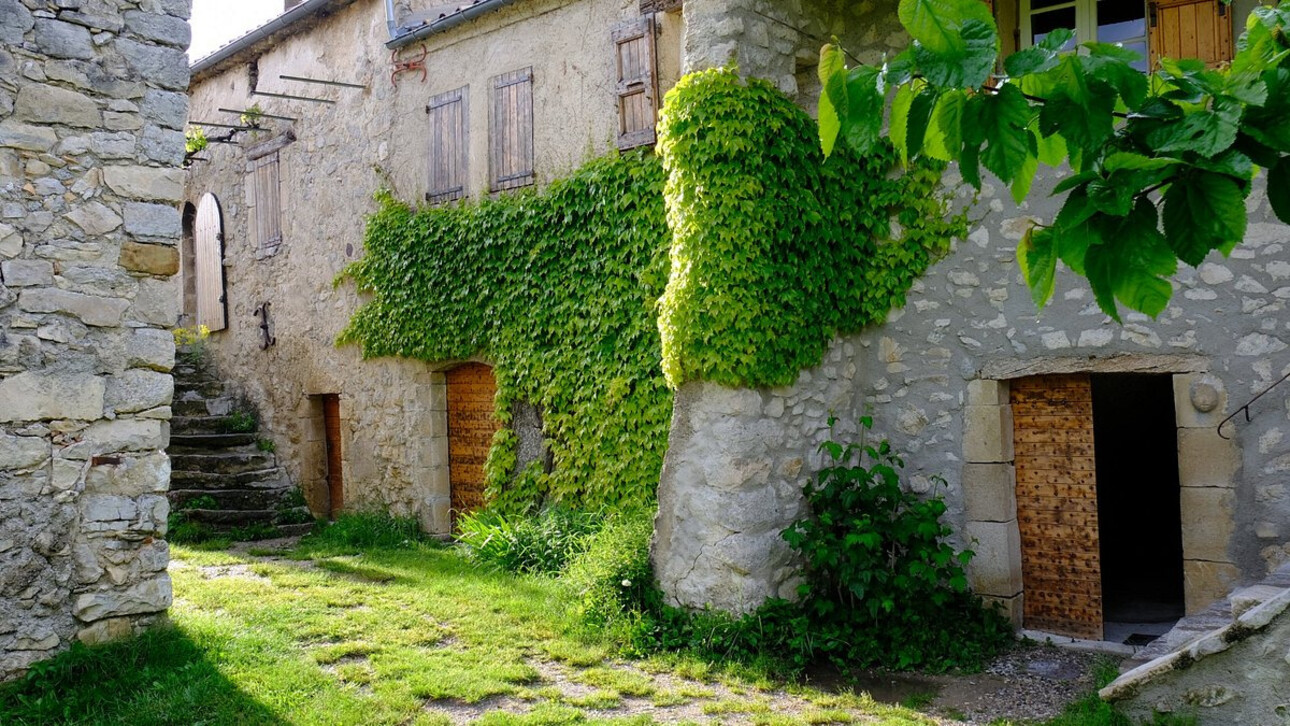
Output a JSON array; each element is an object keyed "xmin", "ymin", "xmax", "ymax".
[
  {"xmin": 195, "ymin": 192, "xmax": 226, "ymax": 331},
  {"xmin": 447, "ymin": 364, "xmax": 499, "ymax": 525},
  {"xmin": 323, "ymin": 394, "xmax": 343, "ymax": 518},
  {"xmin": 1011, "ymin": 374, "xmax": 1103, "ymax": 640}
]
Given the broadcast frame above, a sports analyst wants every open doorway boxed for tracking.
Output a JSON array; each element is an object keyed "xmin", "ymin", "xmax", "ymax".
[
  {"xmin": 321, "ymin": 393, "xmax": 343, "ymax": 519},
  {"xmin": 1091, "ymin": 374, "xmax": 1185, "ymax": 643}
]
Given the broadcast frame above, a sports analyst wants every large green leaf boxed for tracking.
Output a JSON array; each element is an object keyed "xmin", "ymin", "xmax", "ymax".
[
  {"xmin": 923, "ymin": 90, "xmax": 966, "ymax": 162},
  {"xmin": 889, "ymin": 83, "xmax": 915, "ymax": 164},
  {"xmin": 977, "ymin": 83, "xmax": 1034, "ymax": 183},
  {"xmin": 1269, "ymin": 156, "xmax": 1290, "ymax": 225},
  {"xmin": 898, "ymin": 0, "xmax": 995, "ymax": 54},
  {"xmin": 905, "ymin": 87, "xmax": 939, "ymax": 159},
  {"xmin": 1147, "ymin": 97, "xmax": 1241, "ymax": 158},
  {"xmin": 1017, "ymin": 226, "xmax": 1057, "ymax": 308},
  {"xmin": 818, "ymin": 44, "xmax": 846, "ymax": 158},
  {"xmin": 1004, "ymin": 28, "xmax": 1072, "ymax": 76},
  {"xmin": 843, "ymin": 65, "xmax": 885, "ymax": 153},
  {"xmin": 914, "ymin": 17, "xmax": 999, "ymax": 88},
  {"xmin": 1107, "ymin": 199, "xmax": 1176, "ymax": 318},
  {"xmin": 1162, "ymin": 171, "xmax": 1248, "ymax": 266}
]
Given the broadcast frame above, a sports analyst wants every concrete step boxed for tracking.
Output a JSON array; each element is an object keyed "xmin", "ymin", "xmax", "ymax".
[
  {"xmin": 171, "ymin": 451, "xmax": 276, "ymax": 475},
  {"xmin": 168, "ymin": 433, "xmax": 258, "ymax": 450},
  {"xmin": 170, "ymin": 486, "xmax": 294, "ymax": 511},
  {"xmin": 171, "ymin": 467, "xmax": 290, "ymax": 491}
]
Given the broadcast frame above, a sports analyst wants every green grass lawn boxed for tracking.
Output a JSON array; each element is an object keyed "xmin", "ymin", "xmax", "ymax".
[{"xmin": 0, "ymin": 529, "xmax": 953, "ymax": 726}]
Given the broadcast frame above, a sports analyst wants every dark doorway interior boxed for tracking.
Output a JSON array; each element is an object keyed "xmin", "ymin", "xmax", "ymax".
[
  {"xmin": 322, "ymin": 394, "xmax": 343, "ymax": 519},
  {"xmin": 1091, "ymin": 374, "xmax": 1185, "ymax": 627}
]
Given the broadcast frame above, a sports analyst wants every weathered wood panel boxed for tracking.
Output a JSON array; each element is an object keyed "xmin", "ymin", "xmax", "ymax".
[
  {"xmin": 194, "ymin": 192, "xmax": 226, "ymax": 332},
  {"xmin": 427, "ymin": 87, "xmax": 468, "ymax": 203},
  {"xmin": 447, "ymin": 363, "xmax": 500, "ymax": 525},
  {"xmin": 1150, "ymin": 0, "xmax": 1233, "ymax": 68},
  {"xmin": 613, "ymin": 17, "xmax": 657, "ymax": 150},
  {"xmin": 1012, "ymin": 374, "xmax": 1103, "ymax": 641},
  {"xmin": 251, "ymin": 152, "xmax": 282, "ymax": 251},
  {"xmin": 323, "ymin": 393, "xmax": 344, "ymax": 518},
  {"xmin": 490, "ymin": 68, "xmax": 534, "ymax": 191}
]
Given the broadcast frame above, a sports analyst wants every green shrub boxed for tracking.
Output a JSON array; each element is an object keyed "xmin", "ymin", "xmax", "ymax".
[
  {"xmin": 222, "ymin": 409, "xmax": 257, "ymax": 434},
  {"xmin": 455, "ymin": 506, "xmax": 603, "ymax": 576},
  {"xmin": 294, "ymin": 511, "xmax": 432, "ymax": 557},
  {"xmin": 778, "ymin": 419, "xmax": 1013, "ymax": 672}
]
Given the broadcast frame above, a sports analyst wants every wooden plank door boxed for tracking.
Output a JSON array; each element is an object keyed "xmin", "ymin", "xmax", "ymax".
[
  {"xmin": 323, "ymin": 394, "xmax": 343, "ymax": 518},
  {"xmin": 194, "ymin": 192, "xmax": 226, "ymax": 331},
  {"xmin": 1012, "ymin": 374, "xmax": 1103, "ymax": 640},
  {"xmin": 446, "ymin": 363, "xmax": 499, "ymax": 524}
]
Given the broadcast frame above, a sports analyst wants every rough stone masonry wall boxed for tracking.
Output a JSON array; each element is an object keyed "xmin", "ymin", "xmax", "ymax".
[
  {"xmin": 657, "ymin": 0, "xmax": 1290, "ymax": 616},
  {"xmin": 0, "ymin": 0, "xmax": 189, "ymax": 680}
]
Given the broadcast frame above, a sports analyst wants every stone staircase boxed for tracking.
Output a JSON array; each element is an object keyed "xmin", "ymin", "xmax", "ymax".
[
  {"xmin": 167, "ymin": 358, "xmax": 313, "ymax": 538},
  {"xmin": 1120, "ymin": 562, "xmax": 1290, "ymax": 671},
  {"xmin": 1102, "ymin": 563, "xmax": 1290, "ymax": 722}
]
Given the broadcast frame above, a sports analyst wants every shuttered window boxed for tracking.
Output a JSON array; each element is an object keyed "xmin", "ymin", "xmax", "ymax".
[
  {"xmin": 613, "ymin": 17, "xmax": 658, "ymax": 150},
  {"xmin": 194, "ymin": 192, "xmax": 227, "ymax": 332},
  {"xmin": 427, "ymin": 86, "xmax": 469, "ymax": 204},
  {"xmin": 1149, "ymin": 0, "xmax": 1233, "ymax": 68},
  {"xmin": 1012, "ymin": 0, "xmax": 1232, "ymax": 71},
  {"xmin": 251, "ymin": 151, "xmax": 282, "ymax": 255},
  {"xmin": 490, "ymin": 67, "xmax": 534, "ymax": 192}
]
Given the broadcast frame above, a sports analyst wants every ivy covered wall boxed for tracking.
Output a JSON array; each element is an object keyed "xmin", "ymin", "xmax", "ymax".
[{"xmin": 339, "ymin": 69, "xmax": 962, "ymax": 511}]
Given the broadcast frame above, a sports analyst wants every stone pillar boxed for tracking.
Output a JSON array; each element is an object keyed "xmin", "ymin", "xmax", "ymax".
[
  {"xmin": 0, "ymin": 0, "xmax": 190, "ymax": 680},
  {"xmin": 961, "ymin": 379, "xmax": 1024, "ymax": 626},
  {"xmin": 681, "ymin": 0, "xmax": 800, "ymax": 93},
  {"xmin": 1173, "ymin": 373, "xmax": 1242, "ymax": 614}
]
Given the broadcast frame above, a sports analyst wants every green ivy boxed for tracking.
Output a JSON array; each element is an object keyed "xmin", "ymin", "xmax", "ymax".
[
  {"xmin": 339, "ymin": 70, "xmax": 963, "ymax": 511},
  {"xmin": 657, "ymin": 68, "xmax": 965, "ymax": 388}
]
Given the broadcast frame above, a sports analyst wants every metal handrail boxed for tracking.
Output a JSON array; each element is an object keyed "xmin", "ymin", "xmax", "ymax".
[{"xmin": 1217, "ymin": 369, "xmax": 1290, "ymax": 440}]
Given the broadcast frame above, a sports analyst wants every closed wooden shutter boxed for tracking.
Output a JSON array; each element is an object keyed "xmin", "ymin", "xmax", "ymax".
[
  {"xmin": 251, "ymin": 151, "xmax": 282, "ymax": 253},
  {"xmin": 427, "ymin": 86, "xmax": 469, "ymax": 203},
  {"xmin": 1012, "ymin": 374, "xmax": 1103, "ymax": 641},
  {"xmin": 613, "ymin": 17, "xmax": 658, "ymax": 150},
  {"xmin": 447, "ymin": 363, "xmax": 499, "ymax": 525},
  {"xmin": 194, "ymin": 192, "xmax": 226, "ymax": 332},
  {"xmin": 1149, "ymin": 0, "xmax": 1233, "ymax": 68},
  {"xmin": 490, "ymin": 67, "xmax": 534, "ymax": 192}
]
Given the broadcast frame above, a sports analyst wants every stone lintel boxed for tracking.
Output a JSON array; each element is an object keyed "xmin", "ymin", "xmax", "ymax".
[{"xmin": 980, "ymin": 353, "xmax": 1208, "ymax": 381}]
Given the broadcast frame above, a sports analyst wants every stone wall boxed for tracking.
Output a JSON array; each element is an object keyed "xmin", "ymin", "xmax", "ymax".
[
  {"xmin": 0, "ymin": 0, "xmax": 189, "ymax": 680},
  {"xmin": 185, "ymin": 0, "xmax": 683, "ymax": 531},
  {"xmin": 657, "ymin": 0, "xmax": 1290, "ymax": 621}
]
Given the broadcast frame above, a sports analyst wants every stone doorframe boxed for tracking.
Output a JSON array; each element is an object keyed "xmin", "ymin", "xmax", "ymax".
[{"xmin": 962, "ymin": 354, "xmax": 1242, "ymax": 632}]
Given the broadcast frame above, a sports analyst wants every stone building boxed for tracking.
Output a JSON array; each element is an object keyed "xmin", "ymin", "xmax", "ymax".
[
  {"xmin": 185, "ymin": 0, "xmax": 1290, "ymax": 664},
  {"xmin": 1, "ymin": 0, "xmax": 189, "ymax": 680}
]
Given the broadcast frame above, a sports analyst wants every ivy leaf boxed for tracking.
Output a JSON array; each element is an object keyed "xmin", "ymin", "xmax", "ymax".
[
  {"xmin": 1162, "ymin": 171, "xmax": 1249, "ymax": 266},
  {"xmin": 977, "ymin": 83, "xmax": 1034, "ymax": 183},
  {"xmin": 818, "ymin": 43, "xmax": 847, "ymax": 158},
  {"xmin": 1017, "ymin": 226, "xmax": 1057, "ymax": 308},
  {"xmin": 1269, "ymin": 156, "xmax": 1290, "ymax": 226}
]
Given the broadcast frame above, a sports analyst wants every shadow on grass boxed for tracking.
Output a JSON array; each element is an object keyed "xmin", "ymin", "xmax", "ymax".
[{"xmin": 0, "ymin": 623, "xmax": 285, "ymax": 726}]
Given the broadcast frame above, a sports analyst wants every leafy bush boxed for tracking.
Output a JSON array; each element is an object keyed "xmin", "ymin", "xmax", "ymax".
[
  {"xmin": 294, "ymin": 511, "xmax": 432, "ymax": 557},
  {"xmin": 222, "ymin": 409, "xmax": 257, "ymax": 434},
  {"xmin": 455, "ymin": 506, "xmax": 603, "ymax": 576},
  {"xmin": 778, "ymin": 419, "xmax": 1013, "ymax": 671}
]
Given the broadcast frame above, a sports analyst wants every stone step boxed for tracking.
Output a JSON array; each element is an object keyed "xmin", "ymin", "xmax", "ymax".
[
  {"xmin": 168, "ymin": 433, "xmax": 258, "ymax": 450},
  {"xmin": 171, "ymin": 415, "xmax": 242, "ymax": 435},
  {"xmin": 171, "ymin": 451, "xmax": 276, "ymax": 475},
  {"xmin": 170, "ymin": 467, "xmax": 290, "ymax": 491},
  {"xmin": 276, "ymin": 521, "xmax": 316, "ymax": 538},
  {"xmin": 170, "ymin": 487, "xmax": 294, "ymax": 511},
  {"xmin": 172, "ymin": 396, "xmax": 235, "ymax": 417},
  {"xmin": 180, "ymin": 508, "xmax": 280, "ymax": 526},
  {"xmin": 174, "ymin": 379, "xmax": 228, "ymax": 398}
]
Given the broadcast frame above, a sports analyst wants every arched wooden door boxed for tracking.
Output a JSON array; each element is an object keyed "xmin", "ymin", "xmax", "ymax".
[
  {"xmin": 446, "ymin": 363, "xmax": 499, "ymax": 524},
  {"xmin": 195, "ymin": 192, "xmax": 226, "ymax": 331}
]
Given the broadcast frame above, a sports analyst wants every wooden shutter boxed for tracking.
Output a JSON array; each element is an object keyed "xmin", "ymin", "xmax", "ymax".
[
  {"xmin": 251, "ymin": 152, "xmax": 282, "ymax": 253},
  {"xmin": 194, "ymin": 192, "xmax": 226, "ymax": 332},
  {"xmin": 490, "ymin": 67, "xmax": 534, "ymax": 192},
  {"xmin": 614, "ymin": 17, "xmax": 658, "ymax": 150},
  {"xmin": 323, "ymin": 394, "xmax": 344, "ymax": 518},
  {"xmin": 427, "ymin": 86, "xmax": 469, "ymax": 203},
  {"xmin": 1012, "ymin": 374, "xmax": 1103, "ymax": 641},
  {"xmin": 1149, "ymin": 0, "xmax": 1233, "ymax": 68}
]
